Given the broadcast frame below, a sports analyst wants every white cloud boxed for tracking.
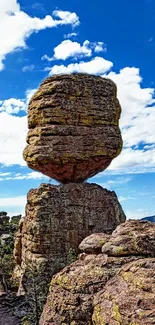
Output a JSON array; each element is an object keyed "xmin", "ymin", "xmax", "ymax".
[
  {"xmin": 22, "ymin": 64, "xmax": 35, "ymax": 72},
  {"xmin": 0, "ymin": 88, "xmax": 37, "ymax": 114},
  {"xmin": 107, "ymin": 176, "xmax": 132, "ymax": 185},
  {"xmin": 125, "ymin": 209, "xmax": 152, "ymax": 220},
  {"xmin": 0, "ymin": 195, "xmax": 26, "ymax": 207},
  {"xmin": 41, "ymin": 54, "xmax": 54, "ymax": 62},
  {"xmin": 95, "ymin": 176, "xmax": 132, "ymax": 190},
  {"xmin": 100, "ymin": 67, "xmax": 155, "ymax": 173},
  {"xmin": 43, "ymin": 40, "xmax": 106, "ymax": 62},
  {"xmin": 0, "ymin": 172, "xmax": 11, "ymax": 177},
  {"xmin": 3, "ymin": 171, "xmax": 48, "ymax": 181},
  {"xmin": 94, "ymin": 42, "xmax": 106, "ymax": 53},
  {"xmin": 0, "ymin": 98, "xmax": 26, "ymax": 114},
  {"xmin": 0, "ymin": 87, "xmax": 37, "ymax": 166},
  {"xmin": 119, "ymin": 196, "xmax": 136, "ymax": 202},
  {"xmin": 52, "ymin": 10, "xmax": 80, "ymax": 27},
  {"xmin": 51, "ymin": 40, "xmax": 92, "ymax": 60},
  {"xmin": 64, "ymin": 32, "xmax": 78, "ymax": 39},
  {"xmin": 108, "ymin": 147, "xmax": 155, "ymax": 172},
  {"xmin": 49, "ymin": 56, "xmax": 113, "ymax": 75},
  {"xmin": 0, "ymin": 112, "xmax": 27, "ymax": 165},
  {"xmin": 25, "ymin": 88, "xmax": 37, "ymax": 104},
  {"xmin": 0, "ymin": 1, "xmax": 80, "ymax": 70}
]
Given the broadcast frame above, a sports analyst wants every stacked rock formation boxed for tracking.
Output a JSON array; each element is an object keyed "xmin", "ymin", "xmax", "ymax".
[
  {"xmin": 14, "ymin": 73, "xmax": 126, "ymax": 320},
  {"xmin": 40, "ymin": 220, "xmax": 155, "ymax": 325}
]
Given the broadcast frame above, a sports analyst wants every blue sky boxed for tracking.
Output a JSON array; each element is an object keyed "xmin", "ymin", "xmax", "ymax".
[{"xmin": 0, "ymin": 0, "xmax": 155, "ymax": 219}]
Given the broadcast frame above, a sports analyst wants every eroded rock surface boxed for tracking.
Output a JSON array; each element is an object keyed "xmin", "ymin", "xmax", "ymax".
[
  {"xmin": 13, "ymin": 182, "xmax": 125, "ymax": 295},
  {"xmin": 40, "ymin": 220, "xmax": 155, "ymax": 325},
  {"xmin": 93, "ymin": 258, "xmax": 155, "ymax": 325},
  {"xmin": 79, "ymin": 233, "xmax": 110, "ymax": 254},
  {"xmin": 0, "ymin": 294, "xmax": 27, "ymax": 325},
  {"xmin": 102, "ymin": 219, "xmax": 155, "ymax": 256},
  {"xmin": 23, "ymin": 74, "xmax": 122, "ymax": 183}
]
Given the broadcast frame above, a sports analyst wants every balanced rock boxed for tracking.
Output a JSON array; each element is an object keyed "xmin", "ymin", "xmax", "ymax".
[
  {"xmin": 14, "ymin": 182, "xmax": 125, "ymax": 296},
  {"xmin": 40, "ymin": 220, "xmax": 155, "ymax": 325},
  {"xmin": 23, "ymin": 74, "xmax": 122, "ymax": 183}
]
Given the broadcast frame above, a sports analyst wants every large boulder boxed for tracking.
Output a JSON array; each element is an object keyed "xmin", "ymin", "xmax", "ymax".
[
  {"xmin": 40, "ymin": 220, "xmax": 155, "ymax": 325},
  {"xmin": 23, "ymin": 74, "xmax": 122, "ymax": 183},
  {"xmin": 79, "ymin": 233, "xmax": 110, "ymax": 254},
  {"xmin": 13, "ymin": 182, "xmax": 125, "ymax": 296},
  {"xmin": 102, "ymin": 219, "xmax": 155, "ymax": 256}
]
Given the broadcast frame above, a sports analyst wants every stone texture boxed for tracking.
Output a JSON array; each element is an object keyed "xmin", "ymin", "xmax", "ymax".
[
  {"xmin": 23, "ymin": 73, "xmax": 122, "ymax": 183},
  {"xmin": 0, "ymin": 294, "xmax": 27, "ymax": 325},
  {"xmin": 13, "ymin": 217, "xmax": 24, "ymax": 266},
  {"xmin": 13, "ymin": 182, "xmax": 125, "ymax": 294},
  {"xmin": 101, "ymin": 219, "xmax": 155, "ymax": 256},
  {"xmin": 92, "ymin": 258, "xmax": 155, "ymax": 325},
  {"xmin": 79, "ymin": 233, "xmax": 110, "ymax": 254},
  {"xmin": 40, "ymin": 220, "xmax": 155, "ymax": 325}
]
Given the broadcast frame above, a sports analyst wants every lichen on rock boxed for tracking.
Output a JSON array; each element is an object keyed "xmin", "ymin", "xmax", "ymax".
[
  {"xmin": 40, "ymin": 220, "xmax": 155, "ymax": 325},
  {"xmin": 23, "ymin": 73, "xmax": 123, "ymax": 184}
]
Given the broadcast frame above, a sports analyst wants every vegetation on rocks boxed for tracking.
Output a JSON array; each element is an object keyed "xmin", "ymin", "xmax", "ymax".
[{"xmin": 0, "ymin": 212, "xmax": 21, "ymax": 293}]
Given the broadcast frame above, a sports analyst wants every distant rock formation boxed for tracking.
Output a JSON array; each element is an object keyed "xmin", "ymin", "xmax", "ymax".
[
  {"xmin": 40, "ymin": 220, "xmax": 155, "ymax": 325},
  {"xmin": 23, "ymin": 74, "xmax": 122, "ymax": 184}
]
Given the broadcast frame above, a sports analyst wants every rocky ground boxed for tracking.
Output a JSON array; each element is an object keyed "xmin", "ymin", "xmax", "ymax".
[{"xmin": 40, "ymin": 220, "xmax": 155, "ymax": 325}]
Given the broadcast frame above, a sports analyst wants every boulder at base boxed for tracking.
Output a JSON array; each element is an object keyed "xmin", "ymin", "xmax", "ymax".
[
  {"xmin": 13, "ymin": 182, "xmax": 125, "ymax": 298},
  {"xmin": 40, "ymin": 220, "xmax": 155, "ymax": 325}
]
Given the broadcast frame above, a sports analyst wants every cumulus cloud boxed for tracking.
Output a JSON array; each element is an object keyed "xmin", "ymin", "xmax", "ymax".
[
  {"xmin": 52, "ymin": 10, "xmax": 80, "ymax": 27},
  {"xmin": 94, "ymin": 42, "xmax": 106, "ymax": 53},
  {"xmin": 48, "ymin": 56, "xmax": 113, "ymax": 75},
  {"xmin": 0, "ymin": 171, "xmax": 48, "ymax": 181},
  {"xmin": 0, "ymin": 88, "xmax": 37, "ymax": 114},
  {"xmin": 0, "ymin": 112, "xmax": 27, "ymax": 165},
  {"xmin": 108, "ymin": 147, "xmax": 155, "ymax": 172},
  {"xmin": 0, "ymin": 1, "xmax": 80, "ymax": 70},
  {"xmin": 0, "ymin": 86, "xmax": 39, "ymax": 166},
  {"xmin": 42, "ymin": 40, "xmax": 106, "ymax": 61},
  {"xmin": 103, "ymin": 67, "xmax": 155, "ymax": 173},
  {"xmin": 25, "ymin": 88, "xmax": 37, "ymax": 104},
  {"xmin": 43, "ymin": 40, "xmax": 92, "ymax": 61},
  {"xmin": 0, "ymin": 195, "xmax": 26, "ymax": 207},
  {"xmin": 0, "ymin": 98, "xmax": 26, "ymax": 114}
]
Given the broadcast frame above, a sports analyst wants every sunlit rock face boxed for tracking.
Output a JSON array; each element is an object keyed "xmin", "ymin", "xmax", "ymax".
[
  {"xmin": 13, "ymin": 183, "xmax": 126, "ymax": 294},
  {"xmin": 23, "ymin": 73, "xmax": 122, "ymax": 183},
  {"xmin": 40, "ymin": 220, "xmax": 155, "ymax": 325}
]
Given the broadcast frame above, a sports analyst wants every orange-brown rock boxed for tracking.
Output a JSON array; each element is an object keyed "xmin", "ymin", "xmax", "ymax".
[
  {"xmin": 23, "ymin": 74, "xmax": 122, "ymax": 183},
  {"xmin": 102, "ymin": 219, "xmax": 155, "ymax": 256},
  {"xmin": 40, "ymin": 220, "xmax": 155, "ymax": 325},
  {"xmin": 92, "ymin": 258, "xmax": 155, "ymax": 325},
  {"xmin": 14, "ymin": 182, "xmax": 125, "ymax": 295}
]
